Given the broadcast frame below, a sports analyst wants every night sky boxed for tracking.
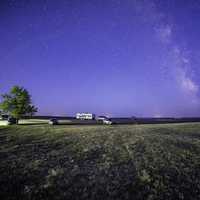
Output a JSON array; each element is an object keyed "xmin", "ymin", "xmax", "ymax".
[{"xmin": 1, "ymin": 0, "xmax": 200, "ymax": 117}]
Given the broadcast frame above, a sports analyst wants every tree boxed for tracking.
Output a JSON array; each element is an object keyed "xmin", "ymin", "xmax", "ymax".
[{"xmin": 0, "ymin": 86, "xmax": 37, "ymax": 123}]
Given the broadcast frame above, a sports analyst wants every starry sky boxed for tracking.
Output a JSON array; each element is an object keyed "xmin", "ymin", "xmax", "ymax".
[{"xmin": 1, "ymin": 0, "xmax": 200, "ymax": 117}]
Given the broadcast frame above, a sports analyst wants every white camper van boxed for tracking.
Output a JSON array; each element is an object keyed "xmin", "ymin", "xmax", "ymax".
[{"xmin": 76, "ymin": 113, "xmax": 95, "ymax": 120}]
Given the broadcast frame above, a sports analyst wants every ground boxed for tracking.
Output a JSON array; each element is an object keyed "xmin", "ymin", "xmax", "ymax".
[{"xmin": 1, "ymin": 123, "xmax": 200, "ymax": 199}]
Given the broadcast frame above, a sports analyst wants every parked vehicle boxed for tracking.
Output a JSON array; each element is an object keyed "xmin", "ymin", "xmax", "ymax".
[
  {"xmin": 49, "ymin": 118, "xmax": 58, "ymax": 125},
  {"xmin": 6, "ymin": 117, "xmax": 17, "ymax": 125},
  {"xmin": 103, "ymin": 119, "xmax": 113, "ymax": 125},
  {"xmin": 0, "ymin": 114, "xmax": 9, "ymax": 120}
]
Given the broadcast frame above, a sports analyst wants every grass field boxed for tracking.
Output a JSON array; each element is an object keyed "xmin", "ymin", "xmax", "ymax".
[{"xmin": 1, "ymin": 123, "xmax": 200, "ymax": 199}]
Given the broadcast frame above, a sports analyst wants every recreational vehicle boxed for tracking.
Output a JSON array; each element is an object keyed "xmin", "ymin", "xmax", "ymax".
[{"xmin": 76, "ymin": 113, "xmax": 95, "ymax": 120}]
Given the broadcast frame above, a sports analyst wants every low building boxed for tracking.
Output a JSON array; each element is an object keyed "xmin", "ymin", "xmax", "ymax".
[{"xmin": 76, "ymin": 113, "xmax": 95, "ymax": 120}]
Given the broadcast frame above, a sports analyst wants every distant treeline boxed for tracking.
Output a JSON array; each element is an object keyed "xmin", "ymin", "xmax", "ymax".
[
  {"xmin": 135, "ymin": 118, "xmax": 200, "ymax": 124},
  {"xmin": 22, "ymin": 116, "xmax": 75, "ymax": 120},
  {"xmin": 21, "ymin": 116, "xmax": 200, "ymax": 124},
  {"xmin": 110, "ymin": 117, "xmax": 200, "ymax": 124}
]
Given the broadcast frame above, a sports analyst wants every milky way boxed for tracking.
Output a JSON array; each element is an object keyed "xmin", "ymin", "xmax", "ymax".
[{"xmin": 0, "ymin": 0, "xmax": 200, "ymax": 117}]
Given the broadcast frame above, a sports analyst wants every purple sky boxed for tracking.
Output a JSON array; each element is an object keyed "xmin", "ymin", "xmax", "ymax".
[{"xmin": 1, "ymin": 0, "xmax": 200, "ymax": 117}]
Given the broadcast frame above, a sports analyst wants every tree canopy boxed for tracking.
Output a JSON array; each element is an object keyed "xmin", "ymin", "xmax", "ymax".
[{"xmin": 0, "ymin": 86, "xmax": 37, "ymax": 122}]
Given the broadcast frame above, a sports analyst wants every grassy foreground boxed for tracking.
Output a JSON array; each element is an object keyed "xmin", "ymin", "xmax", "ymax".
[{"xmin": 1, "ymin": 123, "xmax": 200, "ymax": 200}]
